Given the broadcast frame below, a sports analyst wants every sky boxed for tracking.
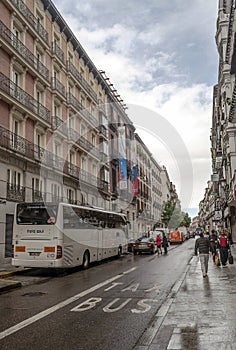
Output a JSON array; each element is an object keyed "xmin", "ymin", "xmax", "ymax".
[{"xmin": 53, "ymin": 0, "xmax": 219, "ymax": 217}]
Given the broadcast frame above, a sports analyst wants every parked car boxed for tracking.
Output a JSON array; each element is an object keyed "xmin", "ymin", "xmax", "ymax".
[
  {"xmin": 133, "ymin": 237, "xmax": 155, "ymax": 255},
  {"xmin": 128, "ymin": 238, "xmax": 135, "ymax": 252}
]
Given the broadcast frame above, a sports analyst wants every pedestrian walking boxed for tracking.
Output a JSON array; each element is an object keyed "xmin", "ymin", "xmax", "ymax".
[
  {"xmin": 210, "ymin": 229, "xmax": 218, "ymax": 262},
  {"xmin": 195, "ymin": 232, "xmax": 211, "ymax": 277},
  {"xmin": 162, "ymin": 233, "xmax": 168, "ymax": 254},
  {"xmin": 218, "ymin": 230, "xmax": 229, "ymax": 266},
  {"xmin": 156, "ymin": 234, "xmax": 162, "ymax": 255},
  {"xmin": 226, "ymin": 229, "xmax": 233, "ymax": 246}
]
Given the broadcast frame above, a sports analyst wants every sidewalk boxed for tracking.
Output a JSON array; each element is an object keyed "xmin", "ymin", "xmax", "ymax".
[
  {"xmin": 135, "ymin": 245, "xmax": 236, "ymax": 350},
  {"xmin": 0, "ymin": 259, "xmax": 27, "ymax": 292}
]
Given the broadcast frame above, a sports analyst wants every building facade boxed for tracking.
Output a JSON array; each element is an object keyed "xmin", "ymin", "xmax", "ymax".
[
  {"xmin": 0, "ymin": 0, "xmax": 178, "ymax": 259},
  {"xmin": 202, "ymin": 0, "xmax": 236, "ymax": 238}
]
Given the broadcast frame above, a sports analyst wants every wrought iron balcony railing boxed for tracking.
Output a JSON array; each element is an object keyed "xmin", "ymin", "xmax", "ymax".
[
  {"xmin": 10, "ymin": 0, "xmax": 48, "ymax": 44},
  {"xmin": 68, "ymin": 127, "xmax": 80, "ymax": 143},
  {"xmin": 67, "ymin": 60, "xmax": 97, "ymax": 101},
  {"xmin": 0, "ymin": 72, "xmax": 50, "ymax": 124},
  {"xmin": 80, "ymin": 108, "xmax": 98, "ymax": 127},
  {"xmin": 52, "ymin": 116, "xmax": 68, "ymax": 135},
  {"xmin": 67, "ymin": 92, "xmax": 82, "ymax": 111},
  {"xmin": 52, "ymin": 41, "xmax": 64, "ymax": 64},
  {"xmin": 51, "ymin": 77, "xmax": 65, "ymax": 97},
  {"xmin": 7, "ymin": 183, "xmax": 25, "ymax": 202},
  {"xmin": 0, "ymin": 126, "xmax": 108, "ymax": 191},
  {"xmin": 0, "ymin": 20, "xmax": 49, "ymax": 81},
  {"xmin": 32, "ymin": 190, "xmax": 46, "ymax": 202}
]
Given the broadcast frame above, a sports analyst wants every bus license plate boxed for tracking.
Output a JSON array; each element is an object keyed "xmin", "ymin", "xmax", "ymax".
[{"xmin": 29, "ymin": 252, "xmax": 41, "ymax": 256}]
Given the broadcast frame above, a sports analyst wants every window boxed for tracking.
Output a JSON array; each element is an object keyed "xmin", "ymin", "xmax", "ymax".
[
  {"xmin": 92, "ymin": 134, "xmax": 96, "ymax": 146},
  {"xmin": 35, "ymin": 130, "xmax": 44, "ymax": 159},
  {"xmin": 32, "ymin": 177, "xmax": 43, "ymax": 201},
  {"xmin": 67, "ymin": 189, "xmax": 75, "ymax": 203},
  {"xmin": 81, "ymin": 157, "xmax": 86, "ymax": 171},
  {"xmin": 69, "ymin": 115, "xmax": 75, "ymax": 129},
  {"xmin": 69, "ymin": 151, "xmax": 75, "ymax": 164},
  {"xmin": 92, "ymin": 164, "xmax": 97, "ymax": 176},
  {"xmin": 7, "ymin": 169, "xmax": 22, "ymax": 189},
  {"xmin": 54, "ymin": 141, "xmax": 61, "ymax": 157},
  {"xmin": 11, "ymin": 117, "xmax": 24, "ymax": 153},
  {"xmin": 81, "ymin": 96, "xmax": 85, "ymax": 108},
  {"xmin": 35, "ymin": 87, "xmax": 44, "ymax": 111},
  {"xmin": 11, "ymin": 69, "xmax": 22, "ymax": 99},
  {"xmin": 53, "ymin": 100, "xmax": 61, "ymax": 118},
  {"xmin": 51, "ymin": 183, "xmax": 60, "ymax": 201},
  {"xmin": 81, "ymin": 124, "xmax": 86, "ymax": 137}
]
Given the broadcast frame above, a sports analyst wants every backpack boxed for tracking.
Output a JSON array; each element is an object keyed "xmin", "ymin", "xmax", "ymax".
[{"xmin": 219, "ymin": 236, "xmax": 228, "ymax": 247}]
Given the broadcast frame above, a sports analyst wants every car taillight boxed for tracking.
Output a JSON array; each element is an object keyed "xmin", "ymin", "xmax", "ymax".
[
  {"xmin": 147, "ymin": 243, "xmax": 152, "ymax": 247},
  {"xmin": 133, "ymin": 243, "xmax": 138, "ymax": 247},
  {"xmin": 56, "ymin": 245, "xmax": 62, "ymax": 259}
]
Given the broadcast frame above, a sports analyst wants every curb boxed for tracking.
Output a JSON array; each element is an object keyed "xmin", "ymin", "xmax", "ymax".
[
  {"xmin": 0, "ymin": 279, "xmax": 22, "ymax": 293},
  {"xmin": 134, "ymin": 255, "xmax": 193, "ymax": 349}
]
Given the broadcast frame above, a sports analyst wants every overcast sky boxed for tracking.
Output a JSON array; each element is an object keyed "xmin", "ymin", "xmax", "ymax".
[{"xmin": 53, "ymin": 0, "xmax": 218, "ymax": 217}]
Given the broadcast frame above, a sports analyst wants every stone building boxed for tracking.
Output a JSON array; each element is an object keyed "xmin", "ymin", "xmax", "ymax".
[{"xmin": 0, "ymin": 0, "xmax": 178, "ymax": 259}]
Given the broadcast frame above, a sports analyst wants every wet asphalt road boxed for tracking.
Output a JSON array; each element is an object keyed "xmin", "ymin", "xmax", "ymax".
[{"xmin": 0, "ymin": 240, "xmax": 194, "ymax": 350}]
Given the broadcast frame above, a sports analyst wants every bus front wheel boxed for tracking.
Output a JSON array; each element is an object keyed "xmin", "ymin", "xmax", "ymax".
[{"xmin": 82, "ymin": 251, "xmax": 90, "ymax": 269}]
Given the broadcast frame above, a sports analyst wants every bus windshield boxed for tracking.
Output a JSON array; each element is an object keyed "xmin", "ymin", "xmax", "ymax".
[{"xmin": 16, "ymin": 203, "xmax": 58, "ymax": 225}]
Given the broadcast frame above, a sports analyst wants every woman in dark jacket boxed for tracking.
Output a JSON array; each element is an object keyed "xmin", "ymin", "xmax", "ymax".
[
  {"xmin": 162, "ymin": 233, "xmax": 168, "ymax": 254},
  {"xmin": 210, "ymin": 229, "xmax": 217, "ymax": 262}
]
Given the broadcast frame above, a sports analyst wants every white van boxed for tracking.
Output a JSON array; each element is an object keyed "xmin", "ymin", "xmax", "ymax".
[{"xmin": 149, "ymin": 228, "xmax": 169, "ymax": 242}]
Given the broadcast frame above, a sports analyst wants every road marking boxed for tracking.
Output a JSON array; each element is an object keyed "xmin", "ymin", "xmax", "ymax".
[{"xmin": 0, "ymin": 267, "xmax": 137, "ymax": 341}]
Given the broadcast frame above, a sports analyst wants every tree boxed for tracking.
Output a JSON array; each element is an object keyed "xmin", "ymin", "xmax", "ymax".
[
  {"xmin": 168, "ymin": 207, "xmax": 184, "ymax": 229},
  {"xmin": 180, "ymin": 212, "xmax": 191, "ymax": 227},
  {"xmin": 160, "ymin": 202, "xmax": 192, "ymax": 229},
  {"xmin": 160, "ymin": 201, "xmax": 175, "ymax": 228}
]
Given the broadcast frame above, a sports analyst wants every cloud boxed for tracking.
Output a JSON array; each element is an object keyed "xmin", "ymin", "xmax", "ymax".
[{"xmin": 52, "ymin": 0, "xmax": 218, "ymax": 211}]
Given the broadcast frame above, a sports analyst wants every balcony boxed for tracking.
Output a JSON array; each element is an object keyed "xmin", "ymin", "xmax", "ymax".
[
  {"xmin": 7, "ymin": 183, "xmax": 25, "ymax": 202},
  {"xmin": 64, "ymin": 160, "xmax": 104, "ymax": 190},
  {"xmin": 98, "ymin": 100, "xmax": 106, "ymax": 114},
  {"xmin": 97, "ymin": 179, "xmax": 109, "ymax": 192},
  {"xmin": 0, "ymin": 72, "xmax": 50, "ymax": 124},
  {"xmin": 100, "ymin": 152, "xmax": 108, "ymax": 163},
  {"xmin": 67, "ymin": 92, "xmax": 82, "ymax": 111},
  {"xmin": 79, "ymin": 137, "xmax": 100, "ymax": 158},
  {"xmin": 67, "ymin": 60, "xmax": 97, "ymax": 102},
  {"xmin": 0, "ymin": 125, "xmax": 103, "ymax": 190},
  {"xmin": 52, "ymin": 116, "xmax": 68, "ymax": 135},
  {"xmin": 10, "ymin": 0, "xmax": 48, "ymax": 44},
  {"xmin": 68, "ymin": 127, "xmax": 80, "ymax": 143},
  {"xmin": 0, "ymin": 20, "xmax": 49, "ymax": 81},
  {"xmin": 68, "ymin": 128, "xmax": 99, "ymax": 157},
  {"xmin": 99, "ymin": 125, "xmax": 108, "ymax": 138},
  {"xmin": 80, "ymin": 108, "xmax": 98, "ymax": 127},
  {"xmin": 32, "ymin": 190, "xmax": 46, "ymax": 202},
  {"xmin": 52, "ymin": 41, "xmax": 64, "ymax": 64},
  {"xmin": 51, "ymin": 77, "xmax": 65, "ymax": 97}
]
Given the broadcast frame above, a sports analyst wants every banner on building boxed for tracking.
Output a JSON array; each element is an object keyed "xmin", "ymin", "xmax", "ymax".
[
  {"xmin": 118, "ymin": 126, "xmax": 127, "ymax": 190},
  {"xmin": 119, "ymin": 158, "xmax": 128, "ymax": 189},
  {"xmin": 132, "ymin": 164, "xmax": 138, "ymax": 196}
]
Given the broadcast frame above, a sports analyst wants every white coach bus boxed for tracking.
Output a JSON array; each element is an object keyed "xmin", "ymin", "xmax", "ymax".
[{"xmin": 12, "ymin": 202, "xmax": 128, "ymax": 269}]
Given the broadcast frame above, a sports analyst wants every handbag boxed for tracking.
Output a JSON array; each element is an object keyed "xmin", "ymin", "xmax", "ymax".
[
  {"xmin": 228, "ymin": 250, "xmax": 234, "ymax": 265},
  {"xmin": 215, "ymin": 255, "xmax": 220, "ymax": 266}
]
